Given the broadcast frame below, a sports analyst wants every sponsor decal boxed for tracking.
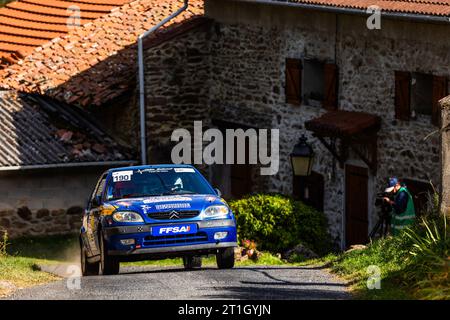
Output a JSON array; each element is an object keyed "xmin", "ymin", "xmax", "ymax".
[
  {"xmin": 112, "ymin": 170, "xmax": 133, "ymax": 182},
  {"xmin": 155, "ymin": 203, "xmax": 191, "ymax": 210},
  {"xmin": 159, "ymin": 226, "xmax": 190, "ymax": 234},
  {"xmin": 143, "ymin": 196, "xmax": 192, "ymax": 203},
  {"xmin": 205, "ymin": 196, "xmax": 217, "ymax": 202},
  {"xmin": 140, "ymin": 205, "xmax": 151, "ymax": 214},
  {"xmin": 116, "ymin": 201, "xmax": 132, "ymax": 207},
  {"xmin": 153, "ymin": 224, "xmax": 197, "ymax": 236},
  {"xmin": 174, "ymin": 168, "xmax": 195, "ymax": 173},
  {"xmin": 100, "ymin": 203, "xmax": 117, "ymax": 215},
  {"xmin": 137, "ymin": 168, "xmax": 172, "ymax": 174}
]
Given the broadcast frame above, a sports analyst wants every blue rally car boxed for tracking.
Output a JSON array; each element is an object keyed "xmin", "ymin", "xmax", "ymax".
[{"xmin": 80, "ymin": 165, "xmax": 237, "ymax": 275}]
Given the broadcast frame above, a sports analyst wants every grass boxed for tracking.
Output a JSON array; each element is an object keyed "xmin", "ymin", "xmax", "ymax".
[
  {"xmin": 311, "ymin": 215, "xmax": 450, "ymax": 300},
  {"xmin": 0, "ymin": 256, "xmax": 59, "ymax": 297},
  {"xmin": 0, "ymin": 232, "xmax": 74, "ymax": 297}
]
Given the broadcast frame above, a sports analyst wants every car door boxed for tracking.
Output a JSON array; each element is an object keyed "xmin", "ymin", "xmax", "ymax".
[{"xmin": 86, "ymin": 174, "xmax": 107, "ymax": 257}]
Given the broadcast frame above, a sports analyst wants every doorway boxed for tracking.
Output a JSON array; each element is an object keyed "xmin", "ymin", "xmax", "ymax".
[{"xmin": 345, "ymin": 165, "xmax": 369, "ymax": 247}]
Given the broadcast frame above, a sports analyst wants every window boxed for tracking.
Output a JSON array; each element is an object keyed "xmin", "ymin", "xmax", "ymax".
[
  {"xmin": 394, "ymin": 71, "xmax": 447, "ymax": 126},
  {"xmin": 285, "ymin": 58, "xmax": 338, "ymax": 110},
  {"xmin": 293, "ymin": 171, "xmax": 324, "ymax": 212}
]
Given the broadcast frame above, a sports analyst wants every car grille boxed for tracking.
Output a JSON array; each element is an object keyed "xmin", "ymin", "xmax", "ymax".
[
  {"xmin": 143, "ymin": 232, "xmax": 208, "ymax": 247},
  {"xmin": 148, "ymin": 210, "xmax": 200, "ymax": 220}
]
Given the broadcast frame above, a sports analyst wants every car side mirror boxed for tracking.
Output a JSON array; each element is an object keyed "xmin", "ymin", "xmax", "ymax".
[
  {"xmin": 214, "ymin": 188, "xmax": 222, "ymax": 198},
  {"xmin": 92, "ymin": 195, "xmax": 102, "ymax": 207}
]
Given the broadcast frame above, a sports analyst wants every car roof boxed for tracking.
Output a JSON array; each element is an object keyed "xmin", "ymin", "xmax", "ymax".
[{"xmin": 107, "ymin": 164, "xmax": 196, "ymax": 173}]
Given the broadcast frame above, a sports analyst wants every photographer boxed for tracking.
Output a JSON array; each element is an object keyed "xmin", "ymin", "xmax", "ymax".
[{"xmin": 383, "ymin": 177, "xmax": 416, "ymax": 236}]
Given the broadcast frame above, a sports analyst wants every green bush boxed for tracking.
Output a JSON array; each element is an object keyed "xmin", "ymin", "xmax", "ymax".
[{"xmin": 229, "ymin": 194, "xmax": 333, "ymax": 255}]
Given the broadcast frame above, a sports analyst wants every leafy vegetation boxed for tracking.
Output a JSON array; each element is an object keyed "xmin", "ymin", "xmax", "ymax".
[
  {"xmin": 320, "ymin": 213, "xmax": 449, "ymax": 300},
  {"xmin": 229, "ymin": 194, "xmax": 333, "ymax": 255}
]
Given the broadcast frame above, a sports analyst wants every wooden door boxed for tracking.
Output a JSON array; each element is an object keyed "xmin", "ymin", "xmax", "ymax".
[{"xmin": 345, "ymin": 165, "xmax": 369, "ymax": 247}]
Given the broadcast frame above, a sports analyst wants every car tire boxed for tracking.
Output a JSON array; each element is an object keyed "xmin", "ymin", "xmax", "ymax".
[
  {"xmin": 99, "ymin": 234, "xmax": 120, "ymax": 275},
  {"xmin": 216, "ymin": 247, "xmax": 235, "ymax": 269},
  {"xmin": 80, "ymin": 241, "xmax": 99, "ymax": 276},
  {"xmin": 183, "ymin": 256, "xmax": 202, "ymax": 270}
]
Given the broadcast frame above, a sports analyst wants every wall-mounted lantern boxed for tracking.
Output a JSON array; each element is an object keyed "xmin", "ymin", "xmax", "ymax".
[{"xmin": 290, "ymin": 135, "xmax": 315, "ymax": 176}]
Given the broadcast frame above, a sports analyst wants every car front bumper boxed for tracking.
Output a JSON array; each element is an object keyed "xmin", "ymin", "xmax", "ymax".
[{"xmin": 103, "ymin": 219, "xmax": 237, "ymax": 257}]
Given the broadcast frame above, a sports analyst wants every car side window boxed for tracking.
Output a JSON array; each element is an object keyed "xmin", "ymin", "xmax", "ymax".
[{"xmin": 88, "ymin": 174, "xmax": 107, "ymax": 210}]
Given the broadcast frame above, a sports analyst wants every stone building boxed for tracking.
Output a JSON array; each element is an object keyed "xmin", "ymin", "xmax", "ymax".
[
  {"xmin": 0, "ymin": 91, "xmax": 134, "ymax": 237},
  {"xmin": 142, "ymin": 0, "xmax": 449, "ymax": 248},
  {"xmin": 1, "ymin": 0, "xmax": 449, "ymax": 248}
]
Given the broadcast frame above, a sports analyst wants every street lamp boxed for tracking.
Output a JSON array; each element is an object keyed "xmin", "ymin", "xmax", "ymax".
[{"xmin": 290, "ymin": 135, "xmax": 315, "ymax": 176}]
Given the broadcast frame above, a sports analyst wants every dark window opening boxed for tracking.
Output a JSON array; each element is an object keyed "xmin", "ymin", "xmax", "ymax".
[
  {"xmin": 402, "ymin": 178, "xmax": 434, "ymax": 216},
  {"xmin": 303, "ymin": 59, "xmax": 325, "ymax": 107},
  {"xmin": 411, "ymin": 72, "xmax": 433, "ymax": 116}
]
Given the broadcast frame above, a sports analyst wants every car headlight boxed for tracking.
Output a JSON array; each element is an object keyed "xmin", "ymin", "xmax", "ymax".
[
  {"xmin": 203, "ymin": 205, "xmax": 229, "ymax": 218},
  {"xmin": 112, "ymin": 211, "xmax": 144, "ymax": 223}
]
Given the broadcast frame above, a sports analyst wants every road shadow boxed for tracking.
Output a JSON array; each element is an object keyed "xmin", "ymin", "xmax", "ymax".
[{"xmin": 203, "ymin": 286, "xmax": 351, "ymax": 300}]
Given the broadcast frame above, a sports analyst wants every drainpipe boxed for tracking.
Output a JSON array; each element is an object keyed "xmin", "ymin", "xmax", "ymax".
[{"xmin": 138, "ymin": 0, "xmax": 190, "ymax": 165}]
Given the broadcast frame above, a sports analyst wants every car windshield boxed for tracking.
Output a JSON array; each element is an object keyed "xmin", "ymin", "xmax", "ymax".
[{"xmin": 105, "ymin": 167, "xmax": 214, "ymax": 200}]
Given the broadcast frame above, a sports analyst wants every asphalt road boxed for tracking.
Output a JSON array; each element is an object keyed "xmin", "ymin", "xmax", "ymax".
[{"xmin": 5, "ymin": 265, "xmax": 351, "ymax": 300}]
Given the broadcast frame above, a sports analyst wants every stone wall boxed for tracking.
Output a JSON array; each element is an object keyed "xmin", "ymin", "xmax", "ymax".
[
  {"xmin": 0, "ymin": 167, "xmax": 105, "ymax": 238},
  {"xmin": 143, "ymin": 20, "xmax": 213, "ymax": 175}
]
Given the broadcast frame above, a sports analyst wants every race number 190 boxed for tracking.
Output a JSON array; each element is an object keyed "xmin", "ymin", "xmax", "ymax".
[{"xmin": 112, "ymin": 171, "xmax": 133, "ymax": 182}]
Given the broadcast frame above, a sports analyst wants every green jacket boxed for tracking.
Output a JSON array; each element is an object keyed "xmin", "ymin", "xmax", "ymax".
[{"xmin": 391, "ymin": 187, "xmax": 416, "ymax": 235}]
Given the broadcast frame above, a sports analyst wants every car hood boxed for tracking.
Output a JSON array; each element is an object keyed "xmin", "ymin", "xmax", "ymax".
[{"xmin": 105, "ymin": 194, "xmax": 226, "ymax": 216}]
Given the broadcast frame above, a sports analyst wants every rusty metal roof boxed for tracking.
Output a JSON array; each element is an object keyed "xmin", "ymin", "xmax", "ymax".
[
  {"xmin": 0, "ymin": 90, "xmax": 135, "ymax": 169},
  {"xmin": 305, "ymin": 110, "xmax": 381, "ymax": 137}
]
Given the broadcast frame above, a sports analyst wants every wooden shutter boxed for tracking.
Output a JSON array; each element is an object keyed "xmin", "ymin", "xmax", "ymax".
[
  {"xmin": 394, "ymin": 71, "xmax": 411, "ymax": 120},
  {"xmin": 285, "ymin": 58, "xmax": 302, "ymax": 105},
  {"xmin": 323, "ymin": 63, "xmax": 338, "ymax": 110},
  {"xmin": 432, "ymin": 75, "xmax": 448, "ymax": 127}
]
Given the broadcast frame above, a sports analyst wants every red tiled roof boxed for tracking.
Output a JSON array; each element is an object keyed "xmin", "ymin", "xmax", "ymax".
[
  {"xmin": 0, "ymin": 0, "xmax": 204, "ymax": 107},
  {"xmin": 0, "ymin": 0, "xmax": 133, "ymax": 67},
  {"xmin": 286, "ymin": 0, "xmax": 450, "ymax": 17}
]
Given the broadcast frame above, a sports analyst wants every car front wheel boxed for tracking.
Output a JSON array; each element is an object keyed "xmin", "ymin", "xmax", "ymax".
[
  {"xmin": 216, "ymin": 247, "xmax": 235, "ymax": 269},
  {"xmin": 80, "ymin": 241, "xmax": 99, "ymax": 276},
  {"xmin": 99, "ymin": 234, "xmax": 120, "ymax": 275}
]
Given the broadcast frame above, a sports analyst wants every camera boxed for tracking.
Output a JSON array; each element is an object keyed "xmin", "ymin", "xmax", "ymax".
[{"xmin": 375, "ymin": 192, "xmax": 394, "ymax": 214}]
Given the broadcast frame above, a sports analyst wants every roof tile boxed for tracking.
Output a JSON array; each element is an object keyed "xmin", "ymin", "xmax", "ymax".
[
  {"xmin": 0, "ymin": 0, "xmax": 205, "ymax": 107},
  {"xmin": 0, "ymin": 0, "xmax": 134, "ymax": 65},
  {"xmin": 287, "ymin": 0, "xmax": 450, "ymax": 16}
]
